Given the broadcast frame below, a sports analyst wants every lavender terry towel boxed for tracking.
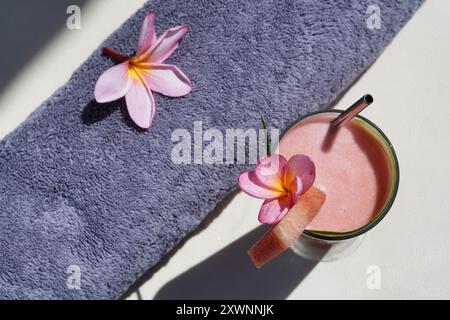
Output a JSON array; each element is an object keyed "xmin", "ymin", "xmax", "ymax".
[{"xmin": 0, "ymin": 0, "xmax": 422, "ymax": 299}]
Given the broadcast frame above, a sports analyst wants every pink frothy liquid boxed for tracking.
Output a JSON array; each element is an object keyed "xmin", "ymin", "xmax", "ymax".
[{"xmin": 278, "ymin": 112, "xmax": 393, "ymax": 233}]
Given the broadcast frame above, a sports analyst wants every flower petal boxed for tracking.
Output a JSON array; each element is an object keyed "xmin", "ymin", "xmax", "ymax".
[
  {"xmin": 141, "ymin": 25, "xmax": 189, "ymax": 63},
  {"xmin": 290, "ymin": 176, "xmax": 303, "ymax": 203},
  {"xmin": 94, "ymin": 61, "xmax": 131, "ymax": 103},
  {"xmin": 284, "ymin": 154, "xmax": 315, "ymax": 194},
  {"xmin": 141, "ymin": 64, "xmax": 192, "ymax": 97},
  {"xmin": 125, "ymin": 80, "xmax": 156, "ymax": 129},
  {"xmin": 254, "ymin": 154, "xmax": 287, "ymax": 192},
  {"xmin": 238, "ymin": 171, "xmax": 284, "ymax": 200},
  {"xmin": 258, "ymin": 196, "xmax": 293, "ymax": 224},
  {"xmin": 137, "ymin": 12, "xmax": 157, "ymax": 56}
]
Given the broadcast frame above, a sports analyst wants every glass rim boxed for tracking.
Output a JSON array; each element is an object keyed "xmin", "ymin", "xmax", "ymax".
[{"xmin": 279, "ymin": 109, "xmax": 400, "ymax": 241}]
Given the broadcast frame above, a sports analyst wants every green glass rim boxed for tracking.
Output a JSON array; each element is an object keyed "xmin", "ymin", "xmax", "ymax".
[{"xmin": 279, "ymin": 109, "xmax": 400, "ymax": 241}]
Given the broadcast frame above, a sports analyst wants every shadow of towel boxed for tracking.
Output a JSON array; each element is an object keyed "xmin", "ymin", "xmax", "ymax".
[
  {"xmin": 0, "ymin": 0, "xmax": 88, "ymax": 93},
  {"xmin": 154, "ymin": 225, "xmax": 326, "ymax": 300}
]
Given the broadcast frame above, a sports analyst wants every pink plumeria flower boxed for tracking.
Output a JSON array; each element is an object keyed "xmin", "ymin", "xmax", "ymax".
[
  {"xmin": 238, "ymin": 154, "xmax": 316, "ymax": 224},
  {"xmin": 94, "ymin": 12, "xmax": 192, "ymax": 129}
]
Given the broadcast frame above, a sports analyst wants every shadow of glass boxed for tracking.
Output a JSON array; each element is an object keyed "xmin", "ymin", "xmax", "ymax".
[
  {"xmin": 350, "ymin": 123, "xmax": 392, "ymax": 217},
  {"xmin": 0, "ymin": 0, "xmax": 88, "ymax": 93},
  {"xmin": 154, "ymin": 225, "xmax": 326, "ymax": 300}
]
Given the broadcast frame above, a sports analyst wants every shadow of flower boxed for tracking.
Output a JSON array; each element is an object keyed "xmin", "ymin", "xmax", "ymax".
[
  {"xmin": 81, "ymin": 99, "xmax": 119, "ymax": 125},
  {"xmin": 81, "ymin": 99, "xmax": 147, "ymax": 133}
]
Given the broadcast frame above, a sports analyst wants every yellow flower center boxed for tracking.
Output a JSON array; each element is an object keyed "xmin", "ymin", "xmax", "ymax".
[{"xmin": 128, "ymin": 57, "xmax": 152, "ymax": 83}]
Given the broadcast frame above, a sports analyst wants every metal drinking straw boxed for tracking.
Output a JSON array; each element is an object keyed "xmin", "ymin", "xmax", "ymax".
[{"xmin": 331, "ymin": 94, "xmax": 374, "ymax": 128}]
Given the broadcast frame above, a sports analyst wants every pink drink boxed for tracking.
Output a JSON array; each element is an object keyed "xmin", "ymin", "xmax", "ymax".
[{"xmin": 278, "ymin": 112, "xmax": 395, "ymax": 233}]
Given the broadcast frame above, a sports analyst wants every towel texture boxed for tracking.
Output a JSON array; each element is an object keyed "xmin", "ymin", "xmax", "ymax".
[{"xmin": 0, "ymin": 0, "xmax": 422, "ymax": 299}]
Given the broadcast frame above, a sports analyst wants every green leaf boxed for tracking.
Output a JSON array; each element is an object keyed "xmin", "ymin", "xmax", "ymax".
[{"xmin": 260, "ymin": 115, "xmax": 271, "ymax": 156}]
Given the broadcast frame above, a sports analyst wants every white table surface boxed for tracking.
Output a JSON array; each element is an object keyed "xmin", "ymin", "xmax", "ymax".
[{"xmin": 0, "ymin": 0, "xmax": 449, "ymax": 300}]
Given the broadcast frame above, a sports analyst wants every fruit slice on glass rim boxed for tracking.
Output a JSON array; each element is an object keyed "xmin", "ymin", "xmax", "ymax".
[{"xmin": 248, "ymin": 187, "xmax": 326, "ymax": 268}]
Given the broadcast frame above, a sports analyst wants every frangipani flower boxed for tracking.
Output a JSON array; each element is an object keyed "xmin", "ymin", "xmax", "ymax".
[
  {"xmin": 94, "ymin": 12, "xmax": 192, "ymax": 128},
  {"xmin": 238, "ymin": 154, "xmax": 316, "ymax": 224}
]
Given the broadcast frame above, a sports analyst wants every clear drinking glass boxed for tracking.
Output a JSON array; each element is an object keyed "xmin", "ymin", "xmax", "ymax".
[{"xmin": 280, "ymin": 110, "xmax": 400, "ymax": 262}]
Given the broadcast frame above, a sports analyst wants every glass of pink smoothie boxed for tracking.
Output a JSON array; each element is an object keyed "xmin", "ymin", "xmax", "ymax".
[{"xmin": 277, "ymin": 110, "xmax": 399, "ymax": 261}]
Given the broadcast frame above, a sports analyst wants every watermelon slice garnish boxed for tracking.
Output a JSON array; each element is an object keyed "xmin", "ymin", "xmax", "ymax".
[{"xmin": 248, "ymin": 186, "xmax": 326, "ymax": 268}]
